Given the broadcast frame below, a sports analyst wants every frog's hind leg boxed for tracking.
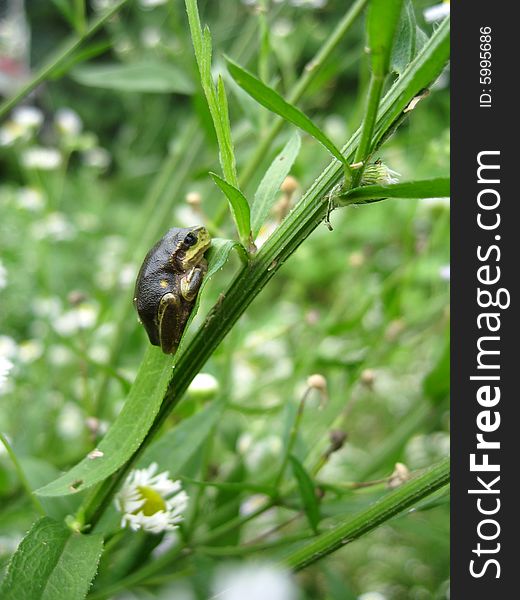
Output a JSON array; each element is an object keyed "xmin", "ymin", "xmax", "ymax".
[{"xmin": 157, "ymin": 292, "xmax": 183, "ymax": 354}]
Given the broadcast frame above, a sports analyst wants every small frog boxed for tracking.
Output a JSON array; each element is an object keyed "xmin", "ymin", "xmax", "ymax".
[{"xmin": 133, "ymin": 226, "xmax": 212, "ymax": 354}]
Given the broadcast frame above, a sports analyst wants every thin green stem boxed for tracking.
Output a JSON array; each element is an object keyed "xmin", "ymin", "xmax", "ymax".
[
  {"xmin": 283, "ymin": 457, "xmax": 450, "ymax": 570},
  {"xmin": 0, "ymin": 432, "xmax": 46, "ymax": 517},
  {"xmin": 351, "ymin": 73, "xmax": 385, "ymax": 187},
  {"xmin": 0, "ymin": 0, "xmax": 131, "ymax": 120}
]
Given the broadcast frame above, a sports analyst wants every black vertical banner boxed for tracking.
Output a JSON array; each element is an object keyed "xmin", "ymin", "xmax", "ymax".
[{"xmin": 451, "ymin": 3, "xmax": 518, "ymax": 598}]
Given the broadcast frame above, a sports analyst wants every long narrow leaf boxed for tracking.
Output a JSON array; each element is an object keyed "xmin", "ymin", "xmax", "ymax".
[
  {"xmin": 289, "ymin": 455, "xmax": 320, "ymax": 533},
  {"xmin": 226, "ymin": 58, "xmax": 348, "ymax": 168},
  {"xmin": 367, "ymin": 0, "xmax": 404, "ymax": 76},
  {"xmin": 252, "ymin": 133, "xmax": 301, "ymax": 236},
  {"xmin": 340, "ymin": 177, "xmax": 449, "ymax": 203},
  {"xmin": 210, "ymin": 173, "xmax": 251, "ymax": 244}
]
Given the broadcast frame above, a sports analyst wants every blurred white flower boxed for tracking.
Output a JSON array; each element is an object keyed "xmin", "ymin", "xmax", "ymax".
[
  {"xmin": 115, "ymin": 462, "xmax": 188, "ymax": 533},
  {"xmin": 91, "ymin": 0, "xmax": 118, "ymax": 11},
  {"xmin": 21, "ymin": 147, "xmax": 62, "ymax": 170},
  {"xmin": 0, "ymin": 356, "xmax": 14, "ymax": 394},
  {"xmin": 439, "ymin": 264, "xmax": 450, "ymax": 281},
  {"xmin": 359, "ymin": 593, "xmax": 388, "ymax": 600},
  {"xmin": 53, "ymin": 304, "xmax": 98, "ymax": 336},
  {"xmin": 424, "ymin": 2, "xmax": 450, "ymax": 23},
  {"xmin": 18, "ymin": 339, "xmax": 44, "ymax": 363},
  {"xmin": 272, "ymin": 19, "xmax": 294, "ymax": 38},
  {"xmin": 12, "ymin": 106, "xmax": 43, "ymax": 128},
  {"xmin": 290, "ymin": 0, "xmax": 327, "ymax": 8},
  {"xmin": 139, "ymin": 0, "xmax": 168, "ymax": 8},
  {"xmin": 82, "ymin": 147, "xmax": 111, "ymax": 169},
  {"xmin": 188, "ymin": 373, "xmax": 219, "ymax": 398},
  {"xmin": 212, "ymin": 563, "xmax": 299, "ymax": 600},
  {"xmin": 0, "ymin": 336, "xmax": 18, "ymax": 360},
  {"xmin": 32, "ymin": 212, "xmax": 76, "ymax": 241},
  {"xmin": 55, "ymin": 107, "xmax": 83, "ymax": 137},
  {"xmin": 141, "ymin": 26, "xmax": 162, "ymax": 48},
  {"xmin": 32, "ymin": 296, "xmax": 62, "ymax": 320},
  {"xmin": 239, "ymin": 494, "xmax": 269, "ymax": 517},
  {"xmin": 57, "ymin": 402, "xmax": 84, "ymax": 439},
  {"xmin": 421, "ymin": 196, "xmax": 450, "ymax": 210},
  {"xmin": 0, "ymin": 259, "xmax": 7, "ymax": 289},
  {"xmin": 15, "ymin": 187, "xmax": 45, "ymax": 211},
  {"xmin": 0, "ymin": 106, "xmax": 42, "ymax": 145}
]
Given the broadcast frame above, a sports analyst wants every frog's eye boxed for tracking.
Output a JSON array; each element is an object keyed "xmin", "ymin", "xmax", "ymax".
[{"xmin": 184, "ymin": 232, "xmax": 197, "ymax": 246}]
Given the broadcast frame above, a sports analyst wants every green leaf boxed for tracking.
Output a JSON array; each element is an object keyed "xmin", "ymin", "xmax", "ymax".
[
  {"xmin": 391, "ymin": 0, "xmax": 418, "ymax": 75},
  {"xmin": 36, "ymin": 348, "xmax": 174, "ymax": 496},
  {"xmin": 289, "ymin": 455, "xmax": 320, "ymax": 533},
  {"xmin": 252, "ymin": 133, "xmax": 301, "ymax": 237},
  {"xmin": 210, "ymin": 174, "xmax": 251, "ymax": 245},
  {"xmin": 71, "ymin": 61, "xmax": 194, "ymax": 94},
  {"xmin": 367, "ymin": 0, "xmax": 404, "ymax": 77},
  {"xmin": 340, "ymin": 177, "xmax": 450, "ymax": 203},
  {"xmin": 423, "ymin": 334, "xmax": 450, "ymax": 405},
  {"xmin": 0, "ymin": 517, "xmax": 103, "ymax": 600},
  {"xmin": 226, "ymin": 58, "xmax": 348, "ymax": 167},
  {"xmin": 138, "ymin": 401, "xmax": 224, "ymax": 474},
  {"xmin": 216, "ymin": 75, "xmax": 239, "ymax": 186}
]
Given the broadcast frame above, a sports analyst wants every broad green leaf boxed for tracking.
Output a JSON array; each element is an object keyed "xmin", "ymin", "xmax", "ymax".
[
  {"xmin": 36, "ymin": 348, "xmax": 173, "ymax": 496},
  {"xmin": 367, "ymin": 0, "xmax": 404, "ymax": 76},
  {"xmin": 138, "ymin": 401, "xmax": 224, "ymax": 474},
  {"xmin": 289, "ymin": 455, "xmax": 320, "ymax": 533},
  {"xmin": 252, "ymin": 133, "xmax": 301, "ymax": 237},
  {"xmin": 226, "ymin": 58, "xmax": 348, "ymax": 167},
  {"xmin": 210, "ymin": 174, "xmax": 251, "ymax": 244},
  {"xmin": 0, "ymin": 517, "xmax": 103, "ymax": 600},
  {"xmin": 71, "ymin": 61, "xmax": 194, "ymax": 94},
  {"xmin": 340, "ymin": 177, "xmax": 449, "ymax": 203},
  {"xmin": 391, "ymin": 0, "xmax": 417, "ymax": 75}
]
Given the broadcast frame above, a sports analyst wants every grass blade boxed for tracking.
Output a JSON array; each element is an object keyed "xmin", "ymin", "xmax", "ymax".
[
  {"xmin": 210, "ymin": 174, "xmax": 251, "ymax": 246},
  {"xmin": 367, "ymin": 0, "xmax": 404, "ymax": 77},
  {"xmin": 340, "ymin": 177, "xmax": 450, "ymax": 203},
  {"xmin": 290, "ymin": 455, "xmax": 320, "ymax": 533},
  {"xmin": 226, "ymin": 58, "xmax": 349, "ymax": 170},
  {"xmin": 252, "ymin": 133, "xmax": 301, "ymax": 236}
]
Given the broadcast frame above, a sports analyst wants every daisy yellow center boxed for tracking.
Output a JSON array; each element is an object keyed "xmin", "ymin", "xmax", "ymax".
[{"xmin": 136, "ymin": 486, "xmax": 167, "ymax": 516}]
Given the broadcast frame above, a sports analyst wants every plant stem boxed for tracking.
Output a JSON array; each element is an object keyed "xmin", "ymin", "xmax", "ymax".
[
  {"xmin": 351, "ymin": 73, "xmax": 385, "ymax": 187},
  {"xmin": 283, "ymin": 457, "xmax": 450, "ymax": 570},
  {"xmin": 0, "ymin": 0, "xmax": 131, "ymax": 120}
]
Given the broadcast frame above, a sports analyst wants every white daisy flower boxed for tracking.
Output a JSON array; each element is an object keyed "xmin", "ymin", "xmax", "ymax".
[
  {"xmin": 55, "ymin": 108, "xmax": 83, "ymax": 137},
  {"xmin": 21, "ymin": 147, "xmax": 62, "ymax": 170},
  {"xmin": 12, "ymin": 106, "xmax": 44, "ymax": 129},
  {"xmin": 115, "ymin": 463, "xmax": 188, "ymax": 534}
]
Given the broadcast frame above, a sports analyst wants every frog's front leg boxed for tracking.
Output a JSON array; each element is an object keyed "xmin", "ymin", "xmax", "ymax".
[
  {"xmin": 181, "ymin": 263, "xmax": 207, "ymax": 302},
  {"xmin": 157, "ymin": 292, "xmax": 183, "ymax": 354}
]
